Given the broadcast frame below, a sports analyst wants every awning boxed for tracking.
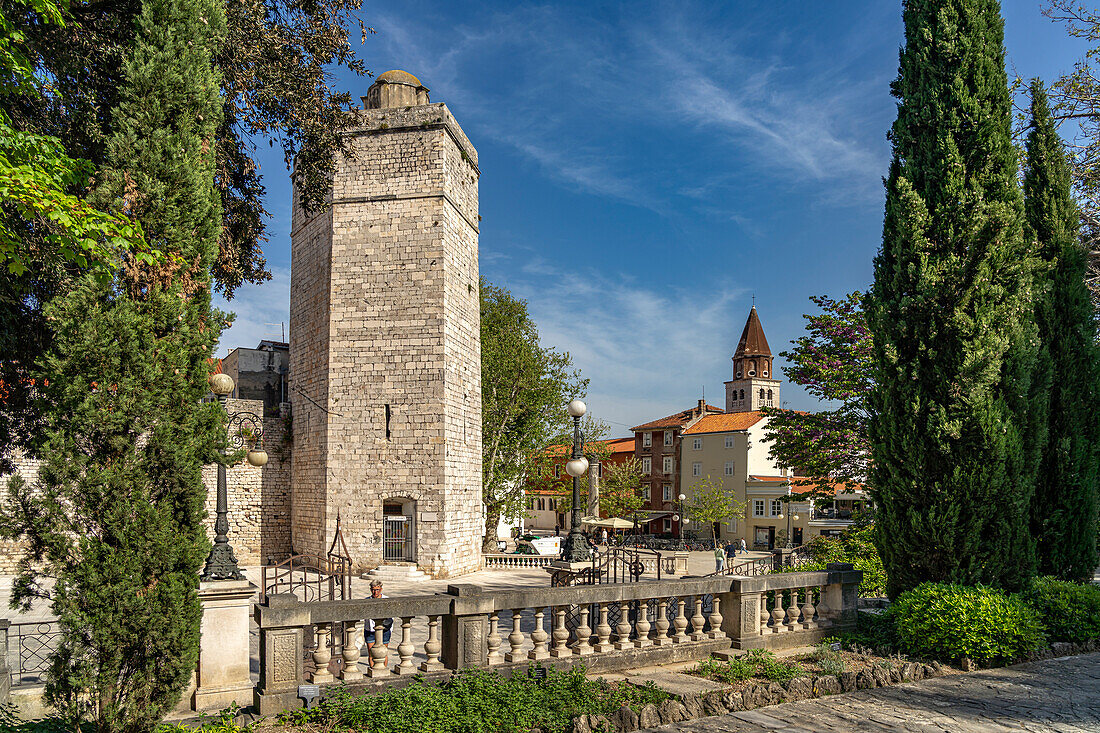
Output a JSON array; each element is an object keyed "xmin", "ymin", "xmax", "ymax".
[{"xmin": 580, "ymin": 516, "xmax": 636, "ymax": 530}]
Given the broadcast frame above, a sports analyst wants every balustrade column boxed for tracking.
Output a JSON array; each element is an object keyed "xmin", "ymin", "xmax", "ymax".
[
  {"xmin": 420, "ymin": 615, "xmax": 444, "ymax": 672},
  {"xmin": 340, "ymin": 620, "xmax": 363, "ymax": 680},
  {"xmin": 487, "ymin": 612, "xmax": 503, "ymax": 665},
  {"xmin": 770, "ymin": 592, "xmax": 786, "ymax": 633},
  {"xmin": 310, "ymin": 623, "xmax": 333, "ymax": 683},
  {"xmin": 759, "ymin": 593, "xmax": 771, "ymax": 635},
  {"xmin": 529, "ymin": 607, "xmax": 550, "ymax": 660},
  {"xmin": 367, "ymin": 618, "xmax": 391, "ymax": 678},
  {"xmin": 594, "ymin": 602, "xmax": 614, "ymax": 652},
  {"xmin": 614, "ymin": 601, "xmax": 633, "ymax": 650},
  {"xmin": 816, "ymin": 584, "xmax": 830, "ymax": 625},
  {"xmin": 708, "ymin": 596, "xmax": 725, "ymax": 640},
  {"xmin": 574, "ymin": 605, "xmax": 594, "ymax": 655},
  {"xmin": 634, "ymin": 599, "xmax": 652, "ymax": 648},
  {"xmin": 690, "ymin": 596, "xmax": 706, "ymax": 641},
  {"xmin": 785, "ymin": 589, "xmax": 800, "ymax": 630},
  {"xmin": 653, "ymin": 598, "xmax": 671, "ymax": 646},
  {"xmin": 672, "ymin": 598, "xmax": 689, "ymax": 643},
  {"xmin": 550, "ymin": 607, "xmax": 571, "ymax": 657},
  {"xmin": 393, "ymin": 617, "xmax": 415, "ymax": 675},
  {"xmin": 801, "ymin": 588, "xmax": 817, "ymax": 629},
  {"xmin": 505, "ymin": 609, "xmax": 526, "ymax": 662}
]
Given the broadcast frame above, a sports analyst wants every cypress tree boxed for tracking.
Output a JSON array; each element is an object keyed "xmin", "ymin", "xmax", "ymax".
[
  {"xmin": 2, "ymin": 0, "xmax": 226, "ymax": 727},
  {"xmin": 1025, "ymin": 79, "xmax": 1100, "ymax": 582},
  {"xmin": 867, "ymin": 0, "xmax": 1045, "ymax": 597}
]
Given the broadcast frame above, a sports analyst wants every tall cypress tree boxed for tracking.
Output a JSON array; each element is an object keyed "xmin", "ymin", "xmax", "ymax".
[
  {"xmin": 867, "ymin": 0, "xmax": 1046, "ymax": 598},
  {"xmin": 1, "ymin": 0, "xmax": 226, "ymax": 727},
  {"xmin": 1025, "ymin": 79, "xmax": 1100, "ymax": 582}
]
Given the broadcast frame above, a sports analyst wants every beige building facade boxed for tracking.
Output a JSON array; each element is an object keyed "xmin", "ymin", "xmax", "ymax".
[{"xmin": 289, "ymin": 70, "xmax": 483, "ymax": 578}]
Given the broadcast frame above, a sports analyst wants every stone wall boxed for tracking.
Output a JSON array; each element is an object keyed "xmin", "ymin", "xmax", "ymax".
[
  {"xmin": 0, "ymin": 399, "xmax": 292, "ymax": 575},
  {"xmin": 201, "ymin": 398, "xmax": 293, "ymax": 567},
  {"xmin": 289, "ymin": 100, "xmax": 483, "ymax": 578}
]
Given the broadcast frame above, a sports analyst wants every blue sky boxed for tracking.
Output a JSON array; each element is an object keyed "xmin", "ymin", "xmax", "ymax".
[{"xmin": 215, "ymin": 0, "xmax": 1092, "ymax": 435}]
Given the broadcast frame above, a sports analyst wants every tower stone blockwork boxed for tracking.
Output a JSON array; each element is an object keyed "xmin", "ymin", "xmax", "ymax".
[{"xmin": 289, "ymin": 71, "xmax": 482, "ymax": 578}]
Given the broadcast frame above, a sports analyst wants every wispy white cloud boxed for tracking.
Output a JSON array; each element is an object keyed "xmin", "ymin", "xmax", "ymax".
[
  {"xmin": 506, "ymin": 264, "xmax": 745, "ymax": 431},
  {"xmin": 213, "ymin": 268, "xmax": 291, "ymax": 358}
]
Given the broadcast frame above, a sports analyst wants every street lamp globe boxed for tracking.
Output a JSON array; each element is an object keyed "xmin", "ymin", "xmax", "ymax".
[
  {"xmin": 678, "ymin": 493, "xmax": 686, "ymax": 502},
  {"xmin": 672, "ymin": 514, "xmax": 680, "ymax": 522},
  {"xmin": 209, "ymin": 372, "xmax": 234, "ymax": 397},
  {"xmin": 567, "ymin": 399, "xmax": 587, "ymax": 418},
  {"xmin": 792, "ymin": 513, "xmax": 800, "ymax": 521},
  {"xmin": 565, "ymin": 456, "xmax": 589, "ymax": 478}
]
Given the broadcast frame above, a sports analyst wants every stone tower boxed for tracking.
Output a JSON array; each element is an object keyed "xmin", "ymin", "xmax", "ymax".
[
  {"xmin": 725, "ymin": 306, "xmax": 780, "ymax": 412},
  {"xmin": 289, "ymin": 70, "xmax": 483, "ymax": 578}
]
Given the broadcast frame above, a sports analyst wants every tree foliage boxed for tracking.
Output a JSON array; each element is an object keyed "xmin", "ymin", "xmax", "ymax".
[
  {"xmin": 0, "ymin": 0, "xmax": 227, "ymax": 727},
  {"xmin": 685, "ymin": 475, "xmax": 746, "ymax": 543},
  {"xmin": 868, "ymin": 0, "xmax": 1046, "ymax": 597},
  {"xmin": 761, "ymin": 292, "xmax": 872, "ymax": 496},
  {"xmin": 1024, "ymin": 79, "xmax": 1100, "ymax": 581},
  {"xmin": 1041, "ymin": 0, "xmax": 1100, "ymax": 306},
  {"xmin": 481, "ymin": 280, "xmax": 586, "ymax": 551}
]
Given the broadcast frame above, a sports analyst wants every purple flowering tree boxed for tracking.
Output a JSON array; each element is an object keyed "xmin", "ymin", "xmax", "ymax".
[{"xmin": 761, "ymin": 292, "xmax": 872, "ymax": 497}]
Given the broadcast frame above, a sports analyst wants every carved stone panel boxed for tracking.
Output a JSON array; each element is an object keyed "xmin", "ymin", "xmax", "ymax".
[
  {"xmin": 741, "ymin": 598, "xmax": 758, "ymax": 635},
  {"xmin": 462, "ymin": 619, "xmax": 484, "ymax": 665},
  {"xmin": 272, "ymin": 631, "xmax": 299, "ymax": 684}
]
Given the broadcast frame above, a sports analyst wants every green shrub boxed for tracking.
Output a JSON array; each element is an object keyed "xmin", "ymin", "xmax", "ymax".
[
  {"xmin": 811, "ymin": 641, "xmax": 846, "ymax": 675},
  {"xmin": 890, "ymin": 583, "xmax": 1045, "ymax": 664},
  {"xmin": 693, "ymin": 657, "xmax": 754, "ymax": 683},
  {"xmin": 280, "ymin": 666, "xmax": 669, "ymax": 733},
  {"xmin": 842, "ymin": 610, "xmax": 899, "ymax": 654},
  {"xmin": 1021, "ymin": 576, "xmax": 1100, "ymax": 643},
  {"xmin": 743, "ymin": 648, "xmax": 804, "ymax": 683},
  {"xmin": 802, "ymin": 525, "xmax": 887, "ymax": 597}
]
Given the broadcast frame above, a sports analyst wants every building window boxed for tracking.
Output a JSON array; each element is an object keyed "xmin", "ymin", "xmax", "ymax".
[
  {"xmin": 664, "ymin": 431, "xmax": 674, "ymax": 446},
  {"xmin": 767, "ymin": 389, "xmax": 773, "ymax": 402},
  {"xmin": 759, "ymin": 388, "xmax": 766, "ymax": 401},
  {"xmin": 553, "ymin": 464, "xmax": 561, "ymax": 478},
  {"xmin": 663, "ymin": 484, "xmax": 672, "ymax": 501},
  {"xmin": 528, "ymin": 499, "xmax": 535, "ymax": 510},
  {"xmin": 663, "ymin": 518, "xmax": 672, "ymax": 532},
  {"xmin": 725, "ymin": 461, "xmax": 734, "ymax": 476},
  {"xmin": 538, "ymin": 498, "xmax": 545, "ymax": 511},
  {"xmin": 642, "ymin": 432, "xmax": 652, "ymax": 448},
  {"xmin": 753, "ymin": 499, "xmax": 765, "ymax": 517},
  {"xmin": 549, "ymin": 498, "xmax": 557, "ymax": 511},
  {"xmin": 642, "ymin": 457, "xmax": 652, "ymax": 474},
  {"xmin": 642, "ymin": 486, "xmax": 651, "ymax": 500},
  {"xmin": 692, "ymin": 462, "xmax": 701, "ymax": 477},
  {"xmin": 724, "ymin": 435, "xmax": 735, "ymax": 449},
  {"xmin": 771, "ymin": 499, "xmax": 782, "ymax": 517},
  {"xmin": 693, "ymin": 437, "xmax": 702, "ymax": 450},
  {"xmin": 739, "ymin": 389, "xmax": 745, "ymax": 401},
  {"xmin": 663, "ymin": 456, "xmax": 674, "ymax": 474}
]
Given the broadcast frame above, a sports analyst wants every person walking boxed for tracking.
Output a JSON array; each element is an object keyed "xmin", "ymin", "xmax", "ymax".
[
  {"xmin": 714, "ymin": 545, "xmax": 725, "ymax": 572},
  {"xmin": 739, "ymin": 537, "xmax": 747, "ymax": 555}
]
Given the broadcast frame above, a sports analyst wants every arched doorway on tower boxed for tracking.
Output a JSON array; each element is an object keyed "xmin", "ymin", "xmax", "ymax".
[{"xmin": 382, "ymin": 498, "xmax": 416, "ymax": 562}]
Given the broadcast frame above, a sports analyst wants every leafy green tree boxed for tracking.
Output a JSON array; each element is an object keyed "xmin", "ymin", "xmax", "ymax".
[
  {"xmin": 599, "ymin": 457, "xmax": 647, "ymax": 519},
  {"xmin": 685, "ymin": 475, "xmax": 746, "ymax": 543},
  {"xmin": 761, "ymin": 292, "xmax": 872, "ymax": 496},
  {"xmin": 868, "ymin": 0, "xmax": 1046, "ymax": 597},
  {"xmin": 481, "ymin": 280, "xmax": 587, "ymax": 551},
  {"xmin": 0, "ymin": 0, "xmax": 226, "ymax": 728},
  {"xmin": 1025, "ymin": 79, "xmax": 1100, "ymax": 581}
]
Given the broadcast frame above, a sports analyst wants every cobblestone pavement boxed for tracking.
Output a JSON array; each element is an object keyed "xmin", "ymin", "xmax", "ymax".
[{"xmin": 650, "ymin": 653, "xmax": 1100, "ymax": 733}]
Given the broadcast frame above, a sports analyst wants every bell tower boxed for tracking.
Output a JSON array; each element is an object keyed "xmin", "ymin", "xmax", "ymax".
[{"xmin": 725, "ymin": 306, "xmax": 780, "ymax": 412}]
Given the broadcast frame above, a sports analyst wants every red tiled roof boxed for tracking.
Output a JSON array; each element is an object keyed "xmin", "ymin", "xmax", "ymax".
[
  {"xmin": 631, "ymin": 405, "xmax": 723, "ymax": 431},
  {"xmin": 682, "ymin": 411, "xmax": 765, "ymax": 434},
  {"xmin": 748, "ymin": 475, "xmax": 866, "ymax": 495},
  {"xmin": 545, "ymin": 436, "xmax": 636, "ymax": 457}
]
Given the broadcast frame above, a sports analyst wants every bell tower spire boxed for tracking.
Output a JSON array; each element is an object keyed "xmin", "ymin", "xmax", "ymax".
[{"xmin": 725, "ymin": 305, "xmax": 780, "ymax": 411}]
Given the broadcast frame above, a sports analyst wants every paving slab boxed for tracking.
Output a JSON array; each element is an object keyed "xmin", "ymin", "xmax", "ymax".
[
  {"xmin": 647, "ymin": 652, "xmax": 1100, "ymax": 732},
  {"xmin": 625, "ymin": 669, "xmax": 730, "ymax": 696}
]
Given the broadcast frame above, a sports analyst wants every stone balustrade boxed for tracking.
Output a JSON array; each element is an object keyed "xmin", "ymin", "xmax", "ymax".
[
  {"xmin": 482, "ymin": 554, "xmax": 557, "ymax": 570},
  {"xmin": 253, "ymin": 563, "xmax": 861, "ymax": 714}
]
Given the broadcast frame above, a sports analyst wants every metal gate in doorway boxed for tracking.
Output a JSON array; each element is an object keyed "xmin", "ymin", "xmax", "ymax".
[{"xmin": 383, "ymin": 515, "xmax": 415, "ymax": 561}]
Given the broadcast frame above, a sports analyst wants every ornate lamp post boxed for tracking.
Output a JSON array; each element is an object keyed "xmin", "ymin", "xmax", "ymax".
[
  {"xmin": 677, "ymin": 492, "xmax": 686, "ymax": 540},
  {"xmin": 201, "ymin": 373, "xmax": 268, "ymax": 581},
  {"xmin": 776, "ymin": 499, "xmax": 800, "ymax": 550},
  {"xmin": 560, "ymin": 399, "xmax": 591, "ymax": 563}
]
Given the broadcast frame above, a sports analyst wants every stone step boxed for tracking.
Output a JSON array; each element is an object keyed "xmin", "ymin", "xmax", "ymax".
[{"xmin": 365, "ymin": 564, "xmax": 431, "ymax": 582}]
